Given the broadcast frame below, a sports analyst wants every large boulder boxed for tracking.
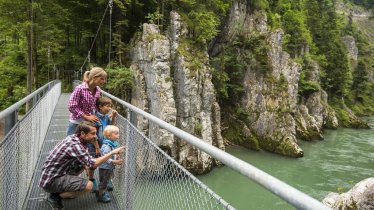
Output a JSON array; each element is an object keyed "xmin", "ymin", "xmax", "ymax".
[{"xmin": 323, "ymin": 178, "xmax": 374, "ymax": 210}]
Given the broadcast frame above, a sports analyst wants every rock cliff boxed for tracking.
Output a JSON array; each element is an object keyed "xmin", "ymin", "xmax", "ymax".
[
  {"xmin": 209, "ymin": 0, "xmax": 340, "ymax": 157},
  {"xmin": 129, "ymin": 12, "xmax": 224, "ymax": 174},
  {"xmin": 129, "ymin": 0, "xmax": 369, "ymax": 165}
]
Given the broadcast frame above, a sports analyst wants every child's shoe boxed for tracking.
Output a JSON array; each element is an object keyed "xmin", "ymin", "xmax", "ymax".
[
  {"xmin": 107, "ymin": 180, "xmax": 114, "ymax": 191},
  {"xmin": 97, "ymin": 192, "xmax": 111, "ymax": 203}
]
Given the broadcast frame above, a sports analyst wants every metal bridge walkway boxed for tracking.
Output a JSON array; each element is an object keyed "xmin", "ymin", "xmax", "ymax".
[
  {"xmin": 24, "ymin": 94, "xmax": 120, "ymax": 210},
  {"xmin": 0, "ymin": 81, "xmax": 332, "ymax": 210}
]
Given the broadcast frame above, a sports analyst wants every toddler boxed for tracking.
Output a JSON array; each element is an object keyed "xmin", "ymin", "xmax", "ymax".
[{"xmin": 97, "ymin": 125, "xmax": 123, "ymax": 203}]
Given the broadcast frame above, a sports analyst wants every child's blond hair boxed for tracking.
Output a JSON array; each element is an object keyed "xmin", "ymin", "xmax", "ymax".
[{"xmin": 103, "ymin": 125, "xmax": 119, "ymax": 138}]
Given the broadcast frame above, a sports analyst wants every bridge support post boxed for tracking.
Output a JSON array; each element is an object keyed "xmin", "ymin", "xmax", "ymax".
[
  {"xmin": 124, "ymin": 110, "xmax": 136, "ymax": 210},
  {"xmin": 4, "ymin": 111, "xmax": 17, "ymax": 136}
]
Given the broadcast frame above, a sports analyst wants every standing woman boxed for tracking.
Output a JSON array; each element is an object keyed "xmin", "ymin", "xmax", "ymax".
[{"xmin": 67, "ymin": 67, "xmax": 107, "ymax": 135}]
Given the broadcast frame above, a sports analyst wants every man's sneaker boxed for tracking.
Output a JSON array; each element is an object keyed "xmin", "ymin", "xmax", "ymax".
[
  {"xmin": 97, "ymin": 191, "xmax": 111, "ymax": 203},
  {"xmin": 46, "ymin": 193, "xmax": 64, "ymax": 210},
  {"xmin": 91, "ymin": 179, "xmax": 98, "ymax": 193},
  {"xmin": 107, "ymin": 180, "xmax": 114, "ymax": 191}
]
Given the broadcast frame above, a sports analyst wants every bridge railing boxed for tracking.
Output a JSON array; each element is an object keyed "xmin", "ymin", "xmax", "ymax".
[
  {"xmin": 73, "ymin": 81, "xmax": 232, "ymax": 209},
  {"xmin": 103, "ymin": 90, "xmax": 332, "ymax": 210},
  {"xmin": 113, "ymin": 114, "xmax": 233, "ymax": 210},
  {"xmin": 0, "ymin": 81, "xmax": 61, "ymax": 210},
  {"xmin": 65, "ymin": 80, "xmax": 235, "ymax": 209}
]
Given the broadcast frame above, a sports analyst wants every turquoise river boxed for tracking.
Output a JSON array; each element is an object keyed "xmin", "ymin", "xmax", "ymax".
[{"xmin": 198, "ymin": 117, "xmax": 374, "ymax": 210}]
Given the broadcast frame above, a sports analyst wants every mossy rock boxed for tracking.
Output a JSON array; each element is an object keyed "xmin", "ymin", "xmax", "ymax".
[
  {"xmin": 259, "ymin": 136, "xmax": 304, "ymax": 158},
  {"xmin": 223, "ymin": 121, "xmax": 260, "ymax": 151}
]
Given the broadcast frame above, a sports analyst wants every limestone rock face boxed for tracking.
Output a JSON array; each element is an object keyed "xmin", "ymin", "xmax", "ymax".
[
  {"xmin": 211, "ymin": 0, "xmax": 304, "ymax": 157},
  {"xmin": 246, "ymin": 29, "xmax": 304, "ymax": 157},
  {"xmin": 342, "ymin": 35, "xmax": 358, "ymax": 61},
  {"xmin": 295, "ymin": 60, "xmax": 339, "ymax": 140},
  {"xmin": 209, "ymin": 0, "xmax": 343, "ymax": 157},
  {"xmin": 130, "ymin": 12, "xmax": 224, "ymax": 174},
  {"xmin": 323, "ymin": 178, "xmax": 374, "ymax": 210},
  {"xmin": 130, "ymin": 23, "xmax": 177, "ymax": 155},
  {"xmin": 170, "ymin": 11, "xmax": 224, "ymax": 173}
]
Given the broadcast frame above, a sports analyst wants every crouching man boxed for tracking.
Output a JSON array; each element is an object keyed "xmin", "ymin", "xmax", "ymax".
[{"xmin": 39, "ymin": 121, "xmax": 125, "ymax": 209}]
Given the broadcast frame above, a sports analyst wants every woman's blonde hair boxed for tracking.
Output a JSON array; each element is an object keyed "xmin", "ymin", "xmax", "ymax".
[
  {"xmin": 103, "ymin": 125, "xmax": 119, "ymax": 138},
  {"xmin": 83, "ymin": 67, "xmax": 107, "ymax": 82}
]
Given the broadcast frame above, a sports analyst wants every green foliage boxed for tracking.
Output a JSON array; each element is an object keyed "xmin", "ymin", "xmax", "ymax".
[
  {"xmin": 330, "ymin": 98, "xmax": 353, "ymax": 127},
  {"xmin": 170, "ymin": 0, "xmax": 230, "ymax": 45},
  {"xmin": 194, "ymin": 123, "xmax": 203, "ymax": 136},
  {"xmin": 0, "ymin": 42, "xmax": 27, "ymax": 110},
  {"xmin": 341, "ymin": 18, "xmax": 374, "ymax": 114},
  {"xmin": 176, "ymin": 38, "xmax": 208, "ymax": 75},
  {"xmin": 1, "ymin": 0, "xmax": 374, "ymax": 120},
  {"xmin": 211, "ymin": 32, "xmax": 271, "ymax": 106},
  {"xmin": 187, "ymin": 11, "xmax": 220, "ymax": 44},
  {"xmin": 211, "ymin": 66, "xmax": 229, "ymax": 99},
  {"xmin": 105, "ymin": 63, "xmax": 134, "ymax": 101},
  {"xmin": 249, "ymin": 0, "xmax": 269, "ymax": 11},
  {"xmin": 351, "ymin": 60, "xmax": 370, "ymax": 102},
  {"xmin": 243, "ymin": 34, "xmax": 272, "ymax": 73},
  {"xmin": 211, "ymin": 42, "xmax": 245, "ymax": 104},
  {"xmin": 298, "ymin": 71, "xmax": 320, "ymax": 96},
  {"xmin": 266, "ymin": 12, "xmax": 281, "ymax": 29},
  {"xmin": 298, "ymin": 56, "xmax": 321, "ymax": 97},
  {"xmin": 281, "ymin": 10, "xmax": 314, "ymax": 57},
  {"xmin": 304, "ymin": 0, "xmax": 353, "ymax": 97},
  {"xmin": 145, "ymin": 7, "xmax": 163, "ymax": 25}
]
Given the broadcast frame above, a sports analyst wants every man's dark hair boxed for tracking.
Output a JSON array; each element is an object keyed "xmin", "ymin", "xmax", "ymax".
[{"xmin": 75, "ymin": 121, "xmax": 96, "ymax": 135}]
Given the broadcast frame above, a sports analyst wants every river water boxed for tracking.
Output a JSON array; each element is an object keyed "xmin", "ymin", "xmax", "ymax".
[{"xmin": 198, "ymin": 117, "xmax": 374, "ymax": 210}]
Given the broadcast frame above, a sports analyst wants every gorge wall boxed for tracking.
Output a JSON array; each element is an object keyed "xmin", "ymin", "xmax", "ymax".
[
  {"xmin": 128, "ymin": 0, "xmax": 369, "ymax": 173},
  {"xmin": 209, "ymin": 0, "xmax": 339, "ymax": 157},
  {"xmin": 129, "ymin": 12, "xmax": 223, "ymax": 174}
]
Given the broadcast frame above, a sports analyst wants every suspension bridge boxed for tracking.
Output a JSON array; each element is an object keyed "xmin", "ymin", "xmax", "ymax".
[
  {"xmin": 0, "ymin": 0, "xmax": 333, "ymax": 209},
  {"xmin": 0, "ymin": 80, "xmax": 332, "ymax": 210}
]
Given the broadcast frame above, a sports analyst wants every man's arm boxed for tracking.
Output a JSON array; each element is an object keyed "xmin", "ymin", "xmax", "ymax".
[{"xmin": 93, "ymin": 146, "xmax": 125, "ymax": 168}]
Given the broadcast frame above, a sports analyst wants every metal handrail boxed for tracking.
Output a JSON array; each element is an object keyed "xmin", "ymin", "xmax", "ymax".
[
  {"xmin": 0, "ymin": 80, "xmax": 60, "ymax": 136},
  {"xmin": 0, "ymin": 80, "xmax": 59, "ymax": 119},
  {"xmin": 102, "ymin": 90, "xmax": 332, "ymax": 210},
  {"xmin": 0, "ymin": 80, "xmax": 61, "ymax": 210}
]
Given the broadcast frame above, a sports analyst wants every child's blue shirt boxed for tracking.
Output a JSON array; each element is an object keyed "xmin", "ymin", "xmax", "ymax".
[
  {"xmin": 99, "ymin": 138, "xmax": 119, "ymax": 170},
  {"xmin": 95, "ymin": 111, "xmax": 112, "ymax": 147}
]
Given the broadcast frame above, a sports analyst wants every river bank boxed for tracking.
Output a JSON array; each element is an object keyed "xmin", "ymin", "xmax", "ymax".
[{"xmin": 198, "ymin": 117, "xmax": 374, "ymax": 210}]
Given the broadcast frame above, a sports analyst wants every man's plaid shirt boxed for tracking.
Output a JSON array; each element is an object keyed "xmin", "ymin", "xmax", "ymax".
[{"xmin": 39, "ymin": 134, "xmax": 95, "ymax": 188}]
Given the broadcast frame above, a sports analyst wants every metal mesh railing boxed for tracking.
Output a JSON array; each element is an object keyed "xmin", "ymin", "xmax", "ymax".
[
  {"xmin": 111, "ymin": 115, "xmax": 233, "ymax": 210},
  {"xmin": 104, "ymin": 91, "xmax": 332, "ymax": 210},
  {"xmin": 1, "ymin": 79, "xmax": 331, "ymax": 210},
  {"xmin": 0, "ymin": 81, "xmax": 61, "ymax": 210}
]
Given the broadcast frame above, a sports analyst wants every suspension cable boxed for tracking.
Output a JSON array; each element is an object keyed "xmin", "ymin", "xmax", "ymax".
[
  {"xmin": 79, "ymin": 1, "xmax": 111, "ymax": 72},
  {"xmin": 108, "ymin": 0, "xmax": 113, "ymax": 70}
]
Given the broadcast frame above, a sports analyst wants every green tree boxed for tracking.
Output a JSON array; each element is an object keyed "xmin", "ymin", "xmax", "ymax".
[
  {"xmin": 281, "ymin": 10, "xmax": 313, "ymax": 57},
  {"xmin": 351, "ymin": 60, "xmax": 370, "ymax": 102},
  {"xmin": 304, "ymin": 0, "xmax": 352, "ymax": 97}
]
